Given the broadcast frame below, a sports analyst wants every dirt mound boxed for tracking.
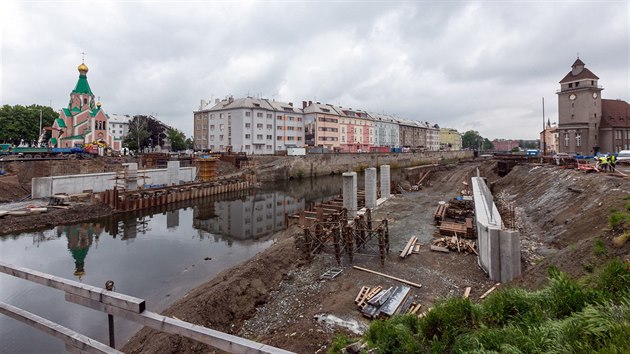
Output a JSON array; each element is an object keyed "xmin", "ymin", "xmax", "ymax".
[
  {"xmin": 492, "ymin": 164, "xmax": 630, "ymax": 289},
  {"xmin": 0, "ymin": 174, "xmax": 30, "ymax": 202}
]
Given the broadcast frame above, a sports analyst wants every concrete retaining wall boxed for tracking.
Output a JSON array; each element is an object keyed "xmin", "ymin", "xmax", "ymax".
[
  {"xmin": 252, "ymin": 150, "xmax": 473, "ymax": 182},
  {"xmin": 472, "ymin": 176, "xmax": 521, "ymax": 282},
  {"xmin": 32, "ymin": 167, "xmax": 197, "ymax": 198}
]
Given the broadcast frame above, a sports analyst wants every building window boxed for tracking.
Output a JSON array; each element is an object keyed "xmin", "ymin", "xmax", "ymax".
[
  {"xmin": 220, "ymin": 124, "xmax": 225, "ymax": 130},
  {"xmin": 245, "ymin": 123, "xmax": 250, "ymax": 128},
  {"xmin": 267, "ymin": 145, "xmax": 272, "ymax": 150},
  {"xmin": 277, "ymin": 116, "xmax": 282, "ymax": 120},
  {"xmin": 210, "ymin": 125, "xmax": 215, "ymax": 130},
  {"xmin": 219, "ymin": 113, "xmax": 224, "ymax": 118},
  {"xmin": 277, "ymin": 136, "xmax": 282, "ymax": 140},
  {"xmin": 576, "ymin": 133, "xmax": 581, "ymax": 147},
  {"xmin": 569, "ymin": 83, "xmax": 573, "ymax": 88},
  {"xmin": 267, "ymin": 114, "xmax": 272, "ymax": 119},
  {"xmin": 257, "ymin": 123, "xmax": 263, "ymax": 129},
  {"xmin": 257, "ymin": 112, "xmax": 263, "ymax": 118},
  {"xmin": 575, "ymin": 82, "xmax": 580, "ymax": 87},
  {"xmin": 571, "ymin": 114, "xmax": 574, "ymax": 120},
  {"xmin": 245, "ymin": 134, "xmax": 251, "ymax": 139},
  {"xmin": 257, "ymin": 134, "xmax": 263, "ymax": 139},
  {"xmin": 219, "ymin": 135, "xmax": 224, "ymax": 141},
  {"xmin": 564, "ymin": 133, "xmax": 569, "ymax": 147},
  {"xmin": 245, "ymin": 111, "xmax": 251, "ymax": 117},
  {"xmin": 266, "ymin": 135, "xmax": 272, "ymax": 139},
  {"xmin": 210, "ymin": 114, "xmax": 214, "ymax": 119},
  {"xmin": 266, "ymin": 124, "xmax": 272, "ymax": 129},
  {"xmin": 210, "ymin": 136, "xmax": 214, "ymax": 141}
]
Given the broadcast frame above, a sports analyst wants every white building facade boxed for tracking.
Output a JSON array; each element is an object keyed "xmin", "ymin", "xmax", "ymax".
[
  {"xmin": 370, "ymin": 113, "xmax": 400, "ymax": 149},
  {"xmin": 193, "ymin": 97, "xmax": 304, "ymax": 154}
]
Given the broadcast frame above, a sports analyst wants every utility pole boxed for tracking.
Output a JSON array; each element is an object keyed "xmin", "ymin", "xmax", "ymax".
[{"xmin": 542, "ymin": 97, "xmax": 546, "ymax": 155}]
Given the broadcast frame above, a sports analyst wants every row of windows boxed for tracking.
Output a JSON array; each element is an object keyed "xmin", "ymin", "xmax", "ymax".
[
  {"xmin": 563, "ymin": 133, "xmax": 582, "ymax": 147},
  {"xmin": 614, "ymin": 130, "xmax": 630, "ymax": 140}
]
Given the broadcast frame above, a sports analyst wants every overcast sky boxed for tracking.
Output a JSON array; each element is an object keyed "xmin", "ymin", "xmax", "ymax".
[{"xmin": 1, "ymin": 1, "xmax": 628, "ymax": 140}]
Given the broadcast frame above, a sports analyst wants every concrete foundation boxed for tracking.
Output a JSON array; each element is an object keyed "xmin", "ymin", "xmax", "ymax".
[
  {"xmin": 32, "ymin": 166, "xmax": 197, "ymax": 199},
  {"xmin": 472, "ymin": 177, "xmax": 521, "ymax": 282},
  {"xmin": 365, "ymin": 168, "xmax": 377, "ymax": 209},
  {"xmin": 343, "ymin": 172, "xmax": 358, "ymax": 218},
  {"xmin": 380, "ymin": 165, "xmax": 391, "ymax": 199},
  {"xmin": 123, "ymin": 163, "xmax": 138, "ymax": 191},
  {"xmin": 167, "ymin": 161, "xmax": 180, "ymax": 186}
]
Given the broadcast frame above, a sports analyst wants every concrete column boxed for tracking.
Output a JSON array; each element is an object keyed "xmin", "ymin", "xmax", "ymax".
[
  {"xmin": 343, "ymin": 172, "xmax": 358, "ymax": 218},
  {"xmin": 365, "ymin": 167, "xmax": 377, "ymax": 209},
  {"xmin": 380, "ymin": 165, "xmax": 391, "ymax": 199},
  {"xmin": 499, "ymin": 229, "xmax": 521, "ymax": 282},
  {"xmin": 124, "ymin": 163, "xmax": 138, "ymax": 191},
  {"xmin": 167, "ymin": 161, "xmax": 180, "ymax": 186}
]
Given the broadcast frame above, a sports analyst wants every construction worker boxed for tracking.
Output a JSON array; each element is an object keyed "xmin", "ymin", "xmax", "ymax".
[
  {"xmin": 609, "ymin": 154, "xmax": 617, "ymax": 172},
  {"xmin": 599, "ymin": 155, "xmax": 609, "ymax": 172}
]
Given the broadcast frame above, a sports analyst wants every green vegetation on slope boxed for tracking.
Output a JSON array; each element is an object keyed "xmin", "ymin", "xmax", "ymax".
[{"xmin": 331, "ymin": 258, "xmax": 630, "ymax": 353}]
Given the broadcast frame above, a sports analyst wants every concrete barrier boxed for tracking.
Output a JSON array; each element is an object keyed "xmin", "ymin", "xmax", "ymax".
[
  {"xmin": 472, "ymin": 177, "xmax": 521, "ymax": 282},
  {"xmin": 32, "ymin": 167, "xmax": 197, "ymax": 199}
]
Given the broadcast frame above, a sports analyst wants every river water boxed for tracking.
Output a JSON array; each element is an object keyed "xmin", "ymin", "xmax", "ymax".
[{"xmin": 0, "ymin": 175, "xmax": 346, "ymax": 354}]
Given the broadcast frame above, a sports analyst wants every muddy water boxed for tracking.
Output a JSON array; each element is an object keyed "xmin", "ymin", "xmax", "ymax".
[{"xmin": 0, "ymin": 175, "xmax": 345, "ymax": 354}]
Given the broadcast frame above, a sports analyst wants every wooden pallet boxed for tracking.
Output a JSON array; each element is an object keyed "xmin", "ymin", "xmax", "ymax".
[{"xmin": 439, "ymin": 221, "xmax": 467, "ymax": 237}]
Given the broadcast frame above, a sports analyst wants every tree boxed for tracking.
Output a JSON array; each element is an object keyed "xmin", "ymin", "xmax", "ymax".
[
  {"xmin": 511, "ymin": 146, "xmax": 520, "ymax": 152},
  {"xmin": 462, "ymin": 130, "xmax": 483, "ymax": 150},
  {"xmin": 124, "ymin": 116, "xmax": 151, "ymax": 151},
  {"xmin": 0, "ymin": 104, "xmax": 57, "ymax": 145},
  {"xmin": 167, "ymin": 128, "xmax": 186, "ymax": 151},
  {"xmin": 185, "ymin": 137, "xmax": 194, "ymax": 150}
]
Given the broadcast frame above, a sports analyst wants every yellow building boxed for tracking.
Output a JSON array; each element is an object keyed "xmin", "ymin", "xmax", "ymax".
[{"xmin": 439, "ymin": 128, "xmax": 462, "ymax": 151}]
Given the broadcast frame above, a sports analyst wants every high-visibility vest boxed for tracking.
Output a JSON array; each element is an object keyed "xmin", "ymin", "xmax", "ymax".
[{"xmin": 600, "ymin": 157, "xmax": 608, "ymax": 164}]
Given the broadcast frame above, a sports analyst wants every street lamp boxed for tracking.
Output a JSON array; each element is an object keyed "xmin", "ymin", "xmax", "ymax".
[{"xmin": 28, "ymin": 108, "xmax": 43, "ymax": 146}]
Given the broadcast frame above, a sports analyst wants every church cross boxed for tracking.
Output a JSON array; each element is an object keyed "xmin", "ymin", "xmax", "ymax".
[{"xmin": 81, "ymin": 51, "xmax": 87, "ymax": 63}]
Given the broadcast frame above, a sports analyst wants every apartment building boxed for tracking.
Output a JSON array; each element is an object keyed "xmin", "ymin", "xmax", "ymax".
[
  {"xmin": 193, "ymin": 96, "xmax": 304, "ymax": 154},
  {"xmin": 303, "ymin": 101, "xmax": 342, "ymax": 151},
  {"xmin": 370, "ymin": 113, "xmax": 400, "ymax": 149},
  {"xmin": 108, "ymin": 114, "xmax": 132, "ymax": 141},
  {"xmin": 337, "ymin": 107, "xmax": 374, "ymax": 152},
  {"xmin": 439, "ymin": 128, "xmax": 462, "ymax": 151}
]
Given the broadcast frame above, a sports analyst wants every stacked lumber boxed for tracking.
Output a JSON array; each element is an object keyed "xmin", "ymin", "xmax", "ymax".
[
  {"xmin": 439, "ymin": 221, "xmax": 468, "ymax": 237},
  {"xmin": 399, "ymin": 236, "xmax": 417, "ymax": 258},
  {"xmin": 432, "ymin": 236, "xmax": 477, "ymax": 255},
  {"xmin": 356, "ymin": 285, "xmax": 412, "ymax": 319},
  {"xmin": 433, "ymin": 203, "xmax": 447, "ymax": 225}
]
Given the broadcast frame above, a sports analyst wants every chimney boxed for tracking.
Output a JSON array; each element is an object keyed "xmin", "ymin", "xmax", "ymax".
[
  {"xmin": 288, "ymin": 102, "xmax": 293, "ymax": 107},
  {"xmin": 200, "ymin": 99, "xmax": 206, "ymax": 110},
  {"xmin": 228, "ymin": 96, "xmax": 234, "ymax": 103},
  {"xmin": 308, "ymin": 101, "xmax": 312, "ymax": 106},
  {"xmin": 302, "ymin": 101, "xmax": 307, "ymax": 109},
  {"xmin": 215, "ymin": 98, "xmax": 220, "ymax": 104}
]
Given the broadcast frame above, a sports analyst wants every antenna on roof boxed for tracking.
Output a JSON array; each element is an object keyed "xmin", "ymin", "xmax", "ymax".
[{"xmin": 576, "ymin": 52, "xmax": 579, "ymax": 59}]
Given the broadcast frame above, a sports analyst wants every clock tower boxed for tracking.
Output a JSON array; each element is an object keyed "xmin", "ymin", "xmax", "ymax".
[{"xmin": 557, "ymin": 57, "xmax": 603, "ymax": 155}]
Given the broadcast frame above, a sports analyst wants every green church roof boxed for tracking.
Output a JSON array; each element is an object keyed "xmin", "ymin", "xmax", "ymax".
[
  {"xmin": 55, "ymin": 118, "xmax": 67, "ymax": 128},
  {"xmin": 72, "ymin": 74, "xmax": 93, "ymax": 95},
  {"xmin": 50, "ymin": 138, "xmax": 57, "ymax": 145},
  {"xmin": 62, "ymin": 108, "xmax": 72, "ymax": 116}
]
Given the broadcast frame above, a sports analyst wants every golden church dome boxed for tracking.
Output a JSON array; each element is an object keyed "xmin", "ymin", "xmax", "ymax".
[
  {"xmin": 96, "ymin": 101, "xmax": 101, "ymax": 107},
  {"xmin": 77, "ymin": 63, "xmax": 89, "ymax": 73}
]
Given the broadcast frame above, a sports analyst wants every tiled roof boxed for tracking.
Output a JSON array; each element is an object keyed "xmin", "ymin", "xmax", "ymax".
[
  {"xmin": 600, "ymin": 99, "xmax": 630, "ymax": 128},
  {"xmin": 572, "ymin": 58, "xmax": 585, "ymax": 67},
  {"xmin": 559, "ymin": 67, "xmax": 599, "ymax": 83}
]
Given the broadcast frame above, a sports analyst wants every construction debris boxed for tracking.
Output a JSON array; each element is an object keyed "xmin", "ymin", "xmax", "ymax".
[
  {"xmin": 432, "ymin": 236, "xmax": 477, "ymax": 254},
  {"xmin": 480, "ymin": 283, "xmax": 501, "ymax": 299},
  {"xmin": 463, "ymin": 287, "xmax": 472, "ymax": 299},
  {"xmin": 352, "ymin": 266, "xmax": 422, "ymax": 288},
  {"xmin": 356, "ymin": 285, "xmax": 412, "ymax": 319},
  {"xmin": 400, "ymin": 236, "xmax": 417, "ymax": 258}
]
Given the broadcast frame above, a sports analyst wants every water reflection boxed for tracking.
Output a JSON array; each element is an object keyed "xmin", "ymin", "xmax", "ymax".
[
  {"xmin": 58, "ymin": 224, "xmax": 103, "ymax": 279},
  {"xmin": 193, "ymin": 191, "xmax": 305, "ymax": 240}
]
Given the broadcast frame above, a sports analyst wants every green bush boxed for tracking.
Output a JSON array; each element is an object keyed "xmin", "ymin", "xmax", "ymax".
[
  {"xmin": 480, "ymin": 288, "xmax": 543, "ymax": 327},
  {"xmin": 328, "ymin": 334, "xmax": 353, "ymax": 354},
  {"xmin": 609, "ymin": 210, "xmax": 630, "ymax": 229},
  {"xmin": 361, "ymin": 260, "xmax": 630, "ymax": 353},
  {"xmin": 418, "ymin": 297, "xmax": 479, "ymax": 346},
  {"xmin": 365, "ymin": 315, "xmax": 422, "ymax": 353}
]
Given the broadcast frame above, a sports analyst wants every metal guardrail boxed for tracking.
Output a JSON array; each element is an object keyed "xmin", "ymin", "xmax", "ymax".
[{"xmin": 0, "ymin": 261, "xmax": 295, "ymax": 354}]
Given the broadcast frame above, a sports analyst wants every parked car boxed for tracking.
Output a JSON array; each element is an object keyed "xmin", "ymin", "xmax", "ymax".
[{"xmin": 616, "ymin": 150, "xmax": 630, "ymax": 164}]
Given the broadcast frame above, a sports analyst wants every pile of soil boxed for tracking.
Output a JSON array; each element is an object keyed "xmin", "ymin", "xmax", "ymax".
[
  {"xmin": 0, "ymin": 204, "xmax": 113, "ymax": 236},
  {"xmin": 0, "ymin": 174, "xmax": 29, "ymax": 202}
]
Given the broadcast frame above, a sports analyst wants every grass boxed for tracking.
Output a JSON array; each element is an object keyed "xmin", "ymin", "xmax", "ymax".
[
  {"xmin": 594, "ymin": 239, "xmax": 608, "ymax": 256},
  {"xmin": 331, "ymin": 258, "xmax": 630, "ymax": 354}
]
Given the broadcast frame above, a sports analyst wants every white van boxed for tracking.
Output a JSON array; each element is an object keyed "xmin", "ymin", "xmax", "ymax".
[{"xmin": 616, "ymin": 150, "xmax": 630, "ymax": 163}]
